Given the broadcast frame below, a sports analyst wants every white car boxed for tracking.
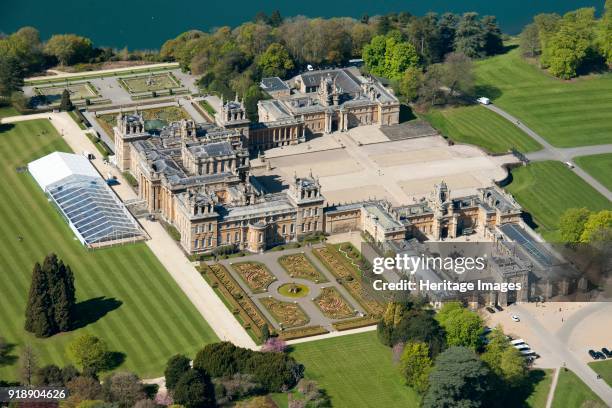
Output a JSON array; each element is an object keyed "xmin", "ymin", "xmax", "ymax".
[
  {"xmin": 511, "ymin": 315, "xmax": 520, "ymax": 322},
  {"xmin": 477, "ymin": 97, "xmax": 491, "ymax": 105}
]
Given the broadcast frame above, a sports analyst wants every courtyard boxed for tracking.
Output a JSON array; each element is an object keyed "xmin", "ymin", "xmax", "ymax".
[
  {"xmin": 203, "ymin": 243, "xmax": 386, "ymax": 339},
  {"xmin": 252, "ymin": 125, "xmax": 517, "ymax": 206}
]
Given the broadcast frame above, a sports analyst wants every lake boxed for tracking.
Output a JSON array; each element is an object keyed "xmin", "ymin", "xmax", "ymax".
[{"xmin": 1, "ymin": 0, "xmax": 602, "ymax": 50}]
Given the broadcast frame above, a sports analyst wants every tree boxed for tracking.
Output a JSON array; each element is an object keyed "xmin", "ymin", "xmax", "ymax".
[
  {"xmin": 581, "ymin": 210, "xmax": 612, "ymax": 243},
  {"xmin": 25, "ymin": 261, "xmax": 55, "ymax": 337},
  {"xmin": 35, "ymin": 364, "xmax": 64, "ymax": 386},
  {"xmin": 407, "ymin": 14, "xmax": 442, "ymax": 64},
  {"xmin": 437, "ymin": 305, "xmax": 484, "ymax": 350},
  {"xmin": 67, "ymin": 334, "xmax": 110, "ymax": 373},
  {"xmin": 25, "ymin": 253, "xmax": 76, "ymax": 337},
  {"xmin": 0, "ymin": 56, "xmax": 25, "ymax": 97},
  {"xmin": 102, "ymin": 371, "xmax": 145, "ymax": 408},
  {"xmin": 66, "ymin": 376, "xmax": 103, "ymax": 404},
  {"xmin": 438, "ymin": 13, "xmax": 459, "ymax": 57},
  {"xmin": 60, "ymin": 89, "xmax": 74, "ymax": 112},
  {"xmin": 19, "ymin": 344, "xmax": 38, "ymax": 386},
  {"xmin": 0, "ymin": 336, "xmax": 11, "ymax": 364},
  {"xmin": 269, "ymin": 10, "xmax": 283, "ymax": 28},
  {"xmin": 165, "ymin": 354, "xmax": 191, "ymax": 391},
  {"xmin": 422, "ymin": 347, "xmax": 492, "ymax": 408},
  {"xmin": 399, "ymin": 342, "xmax": 432, "ymax": 394},
  {"xmin": 544, "ymin": 8, "xmax": 596, "ymax": 79},
  {"xmin": 598, "ymin": 0, "xmax": 612, "ymax": 67},
  {"xmin": 44, "ymin": 34, "xmax": 93, "ymax": 66},
  {"xmin": 520, "ymin": 23, "xmax": 541, "ymax": 57},
  {"xmin": 442, "ymin": 52, "xmax": 474, "ymax": 96},
  {"xmin": 363, "ymin": 34, "xmax": 419, "ymax": 80},
  {"xmin": 261, "ymin": 337, "xmax": 287, "ymax": 353},
  {"xmin": 482, "ymin": 16, "xmax": 504, "ymax": 55},
  {"xmin": 559, "ymin": 207, "xmax": 591, "ymax": 243},
  {"xmin": 418, "ymin": 63, "xmax": 446, "ymax": 106},
  {"xmin": 257, "ymin": 43, "xmax": 294, "ymax": 78},
  {"xmin": 173, "ymin": 368, "xmax": 216, "ymax": 408},
  {"xmin": 399, "ymin": 66, "xmax": 423, "ymax": 102},
  {"xmin": 481, "ymin": 327, "xmax": 527, "ymax": 386},
  {"xmin": 453, "ymin": 13, "xmax": 486, "ymax": 58},
  {"xmin": 193, "ymin": 342, "xmax": 240, "ymax": 378}
]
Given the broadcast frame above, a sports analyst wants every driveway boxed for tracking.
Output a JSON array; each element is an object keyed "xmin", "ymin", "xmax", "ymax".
[
  {"xmin": 513, "ymin": 303, "xmax": 612, "ymax": 405},
  {"xmin": 484, "ymin": 104, "xmax": 612, "ymax": 201}
]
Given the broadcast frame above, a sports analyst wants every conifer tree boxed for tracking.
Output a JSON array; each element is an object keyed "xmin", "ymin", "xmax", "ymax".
[
  {"xmin": 46, "ymin": 254, "xmax": 76, "ymax": 331},
  {"xmin": 25, "ymin": 262, "xmax": 56, "ymax": 337},
  {"xmin": 59, "ymin": 89, "xmax": 73, "ymax": 111}
]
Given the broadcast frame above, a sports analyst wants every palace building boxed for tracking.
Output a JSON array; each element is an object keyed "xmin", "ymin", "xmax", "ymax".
[{"xmin": 113, "ymin": 67, "xmax": 520, "ymax": 255}]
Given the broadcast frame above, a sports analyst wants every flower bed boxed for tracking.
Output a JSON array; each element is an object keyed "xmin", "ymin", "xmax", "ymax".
[
  {"xmin": 313, "ymin": 245, "xmax": 385, "ymax": 318},
  {"xmin": 278, "ymin": 253, "xmax": 327, "ymax": 282},
  {"xmin": 200, "ymin": 263, "xmax": 271, "ymax": 340},
  {"xmin": 314, "ymin": 287, "xmax": 356, "ymax": 320},
  {"xmin": 260, "ymin": 298, "xmax": 309, "ymax": 328},
  {"xmin": 231, "ymin": 262, "xmax": 276, "ymax": 293}
]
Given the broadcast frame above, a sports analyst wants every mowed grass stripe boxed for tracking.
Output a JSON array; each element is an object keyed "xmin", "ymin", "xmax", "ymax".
[
  {"xmin": 425, "ymin": 105, "xmax": 541, "ymax": 153},
  {"xmin": 475, "ymin": 49, "xmax": 612, "ymax": 147},
  {"xmin": 574, "ymin": 154, "xmax": 612, "ymax": 191},
  {"xmin": 0, "ymin": 120, "xmax": 218, "ymax": 380},
  {"xmin": 291, "ymin": 331, "xmax": 419, "ymax": 408},
  {"xmin": 506, "ymin": 161, "xmax": 611, "ymax": 240}
]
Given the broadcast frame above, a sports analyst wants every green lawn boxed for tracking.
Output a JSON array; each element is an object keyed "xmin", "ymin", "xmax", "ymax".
[
  {"xmin": 588, "ymin": 360, "xmax": 612, "ymax": 387},
  {"xmin": 0, "ymin": 119, "xmax": 218, "ymax": 381},
  {"xmin": 475, "ymin": 48, "xmax": 612, "ymax": 147},
  {"xmin": 525, "ymin": 369, "xmax": 553, "ymax": 408},
  {"xmin": 290, "ymin": 331, "xmax": 419, "ymax": 408},
  {"xmin": 425, "ymin": 105, "xmax": 542, "ymax": 154},
  {"xmin": 0, "ymin": 105, "xmax": 19, "ymax": 119},
  {"xmin": 506, "ymin": 161, "xmax": 612, "ymax": 241},
  {"xmin": 551, "ymin": 369, "xmax": 605, "ymax": 408},
  {"xmin": 574, "ymin": 154, "xmax": 612, "ymax": 192}
]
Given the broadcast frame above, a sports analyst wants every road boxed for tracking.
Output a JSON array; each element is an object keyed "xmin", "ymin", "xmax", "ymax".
[
  {"xmin": 484, "ymin": 104, "xmax": 612, "ymax": 201},
  {"xmin": 514, "ymin": 303, "xmax": 612, "ymax": 405}
]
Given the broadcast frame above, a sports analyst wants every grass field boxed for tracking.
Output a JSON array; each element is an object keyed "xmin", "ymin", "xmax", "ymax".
[
  {"xmin": 574, "ymin": 154, "xmax": 612, "ymax": 192},
  {"xmin": 0, "ymin": 119, "xmax": 218, "ymax": 380},
  {"xmin": 119, "ymin": 73, "xmax": 181, "ymax": 93},
  {"xmin": 425, "ymin": 105, "xmax": 542, "ymax": 154},
  {"xmin": 0, "ymin": 105, "xmax": 19, "ymax": 119},
  {"xmin": 506, "ymin": 161, "xmax": 612, "ymax": 241},
  {"xmin": 525, "ymin": 369, "xmax": 553, "ymax": 408},
  {"xmin": 290, "ymin": 331, "xmax": 419, "ymax": 408},
  {"xmin": 588, "ymin": 360, "xmax": 612, "ymax": 387},
  {"xmin": 551, "ymin": 369, "xmax": 605, "ymax": 408},
  {"xmin": 475, "ymin": 48, "xmax": 612, "ymax": 147}
]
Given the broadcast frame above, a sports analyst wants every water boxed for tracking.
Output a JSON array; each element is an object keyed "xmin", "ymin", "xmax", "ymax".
[{"xmin": 1, "ymin": 0, "xmax": 601, "ymax": 50}]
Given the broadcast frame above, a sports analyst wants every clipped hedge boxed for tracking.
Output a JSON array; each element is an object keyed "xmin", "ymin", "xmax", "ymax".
[
  {"xmin": 332, "ymin": 317, "xmax": 379, "ymax": 331},
  {"xmin": 278, "ymin": 326, "xmax": 329, "ymax": 341}
]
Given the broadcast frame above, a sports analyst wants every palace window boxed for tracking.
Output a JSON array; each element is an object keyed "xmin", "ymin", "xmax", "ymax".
[
  {"xmin": 209, "ymin": 223, "xmax": 213, "ymax": 232},
  {"xmin": 207, "ymin": 237, "xmax": 212, "ymax": 246},
  {"xmin": 226, "ymin": 233, "xmax": 230, "ymax": 243},
  {"xmin": 282, "ymin": 224, "xmax": 286, "ymax": 234},
  {"xmin": 194, "ymin": 239, "xmax": 198, "ymax": 248},
  {"xmin": 290, "ymin": 224, "xmax": 295, "ymax": 233},
  {"xmin": 235, "ymin": 232, "xmax": 239, "ymax": 242}
]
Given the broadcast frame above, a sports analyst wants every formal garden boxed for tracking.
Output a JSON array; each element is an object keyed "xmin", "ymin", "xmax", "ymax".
[
  {"xmin": 314, "ymin": 287, "xmax": 356, "ymax": 320},
  {"xmin": 231, "ymin": 261, "xmax": 276, "ymax": 293},
  {"xmin": 118, "ymin": 72, "xmax": 182, "ymax": 94},
  {"xmin": 199, "ymin": 244, "xmax": 386, "ymax": 342},
  {"xmin": 34, "ymin": 82, "xmax": 98, "ymax": 101},
  {"xmin": 278, "ymin": 253, "xmax": 327, "ymax": 282},
  {"xmin": 95, "ymin": 105, "xmax": 192, "ymax": 140},
  {"xmin": 260, "ymin": 298, "xmax": 310, "ymax": 328}
]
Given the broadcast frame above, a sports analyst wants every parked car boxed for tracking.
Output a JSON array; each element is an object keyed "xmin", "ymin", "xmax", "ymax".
[
  {"xmin": 486, "ymin": 307, "xmax": 496, "ymax": 314},
  {"xmin": 511, "ymin": 315, "xmax": 520, "ymax": 322},
  {"xmin": 565, "ymin": 161, "xmax": 575, "ymax": 169},
  {"xmin": 477, "ymin": 97, "xmax": 491, "ymax": 105},
  {"xmin": 595, "ymin": 351, "xmax": 606, "ymax": 360},
  {"xmin": 602, "ymin": 348, "xmax": 612, "ymax": 358},
  {"xmin": 494, "ymin": 304, "xmax": 503, "ymax": 311},
  {"xmin": 589, "ymin": 350, "xmax": 600, "ymax": 360}
]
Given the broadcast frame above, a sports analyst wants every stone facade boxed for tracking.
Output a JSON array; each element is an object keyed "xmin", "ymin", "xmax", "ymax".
[{"xmin": 257, "ymin": 68, "xmax": 400, "ymax": 138}]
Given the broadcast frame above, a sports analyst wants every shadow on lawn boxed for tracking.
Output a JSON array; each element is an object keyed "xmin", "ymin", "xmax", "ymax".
[
  {"xmin": 72, "ymin": 296, "xmax": 123, "ymax": 330},
  {"xmin": 0, "ymin": 123, "xmax": 15, "ymax": 134},
  {"xmin": 504, "ymin": 369, "xmax": 548, "ymax": 407},
  {"xmin": 0, "ymin": 342, "xmax": 18, "ymax": 367}
]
